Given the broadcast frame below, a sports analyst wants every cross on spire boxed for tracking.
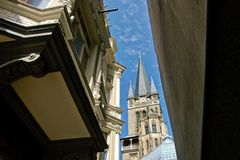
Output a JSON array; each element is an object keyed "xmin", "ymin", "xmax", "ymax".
[{"xmin": 138, "ymin": 51, "xmax": 141, "ymax": 59}]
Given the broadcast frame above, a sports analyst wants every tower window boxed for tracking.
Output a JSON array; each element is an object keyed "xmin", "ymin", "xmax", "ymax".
[
  {"xmin": 136, "ymin": 112, "xmax": 140, "ymax": 132},
  {"xmin": 145, "ymin": 123, "xmax": 149, "ymax": 134},
  {"xmin": 146, "ymin": 140, "xmax": 149, "ymax": 150},
  {"xmin": 142, "ymin": 110, "xmax": 146, "ymax": 117},
  {"xmin": 155, "ymin": 138, "xmax": 158, "ymax": 147},
  {"xmin": 152, "ymin": 122, "xmax": 157, "ymax": 133}
]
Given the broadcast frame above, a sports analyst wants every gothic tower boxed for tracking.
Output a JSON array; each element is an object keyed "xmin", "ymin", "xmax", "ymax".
[{"xmin": 121, "ymin": 56, "xmax": 167, "ymax": 160}]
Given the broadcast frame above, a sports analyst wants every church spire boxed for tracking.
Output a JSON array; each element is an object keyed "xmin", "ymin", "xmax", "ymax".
[
  {"xmin": 135, "ymin": 52, "xmax": 150, "ymax": 97},
  {"xmin": 128, "ymin": 80, "xmax": 134, "ymax": 99},
  {"xmin": 150, "ymin": 76, "xmax": 158, "ymax": 94}
]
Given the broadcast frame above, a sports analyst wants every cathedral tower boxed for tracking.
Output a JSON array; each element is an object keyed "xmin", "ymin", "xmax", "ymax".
[{"xmin": 121, "ymin": 56, "xmax": 167, "ymax": 160}]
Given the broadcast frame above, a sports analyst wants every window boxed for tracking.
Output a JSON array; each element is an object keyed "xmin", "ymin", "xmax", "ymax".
[
  {"xmin": 155, "ymin": 138, "xmax": 158, "ymax": 147},
  {"xmin": 72, "ymin": 8, "xmax": 93, "ymax": 71},
  {"xmin": 146, "ymin": 140, "xmax": 149, "ymax": 150},
  {"xmin": 152, "ymin": 121, "xmax": 157, "ymax": 133},
  {"xmin": 81, "ymin": 48, "xmax": 88, "ymax": 70},
  {"xmin": 77, "ymin": 9, "xmax": 92, "ymax": 49},
  {"xmin": 142, "ymin": 110, "xmax": 146, "ymax": 117},
  {"xmin": 74, "ymin": 31, "xmax": 84, "ymax": 57},
  {"xmin": 136, "ymin": 112, "xmax": 140, "ymax": 132},
  {"xmin": 145, "ymin": 123, "xmax": 149, "ymax": 134}
]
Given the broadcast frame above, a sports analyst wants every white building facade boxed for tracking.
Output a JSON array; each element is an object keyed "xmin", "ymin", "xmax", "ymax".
[{"xmin": 0, "ymin": 0, "xmax": 124, "ymax": 159}]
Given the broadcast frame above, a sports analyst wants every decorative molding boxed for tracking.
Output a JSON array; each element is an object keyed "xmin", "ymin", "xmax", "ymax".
[
  {"xmin": 0, "ymin": 0, "xmax": 73, "ymax": 39},
  {"xmin": 0, "ymin": 53, "xmax": 46, "ymax": 86},
  {"xmin": 58, "ymin": 0, "xmax": 76, "ymax": 14}
]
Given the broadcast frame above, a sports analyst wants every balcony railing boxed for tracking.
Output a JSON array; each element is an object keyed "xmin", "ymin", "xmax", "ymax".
[{"xmin": 122, "ymin": 144, "xmax": 139, "ymax": 151}]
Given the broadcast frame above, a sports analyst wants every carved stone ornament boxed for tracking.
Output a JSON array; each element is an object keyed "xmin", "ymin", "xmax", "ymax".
[
  {"xmin": 0, "ymin": 53, "xmax": 46, "ymax": 86},
  {"xmin": 58, "ymin": 0, "xmax": 75, "ymax": 13}
]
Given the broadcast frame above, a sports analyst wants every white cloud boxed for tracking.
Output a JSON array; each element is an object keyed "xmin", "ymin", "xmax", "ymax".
[
  {"xmin": 131, "ymin": 68, "xmax": 137, "ymax": 72},
  {"xmin": 120, "ymin": 13, "xmax": 130, "ymax": 23},
  {"xmin": 120, "ymin": 0, "xmax": 131, "ymax": 4},
  {"xmin": 134, "ymin": 19, "xmax": 142, "ymax": 31},
  {"xmin": 119, "ymin": 33, "xmax": 143, "ymax": 43},
  {"xmin": 124, "ymin": 48, "xmax": 137, "ymax": 56},
  {"xmin": 123, "ymin": 27, "xmax": 132, "ymax": 34},
  {"xmin": 129, "ymin": 34, "xmax": 142, "ymax": 42},
  {"xmin": 134, "ymin": 43, "xmax": 150, "ymax": 55},
  {"xmin": 112, "ymin": 25, "xmax": 121, "ymax": 31},
  {"xmin": 127, "ymin": 3, "xmax": 138, "ymax": 16},
  {"xmin": 130, "ymin": 62, "xmax": 138, "ymax": 72}
]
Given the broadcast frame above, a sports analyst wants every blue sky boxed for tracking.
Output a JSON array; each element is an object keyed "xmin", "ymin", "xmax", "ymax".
[{"xmin": 104, "ymin": 0, "xmax": 173, "ymax": 137}]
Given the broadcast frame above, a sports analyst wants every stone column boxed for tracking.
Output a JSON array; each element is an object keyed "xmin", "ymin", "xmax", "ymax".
[
  {"xmin": 130, "ymin": 139, "xmax": 133, "ymax": 148},
  {"xmin": 121, "ymin": 140, "xmax": 124, "ymax": 150},
  {"xmin": 115, "ymin": 70, "xmax": 121, "ymax": 107},
  {"xmin": 107, "ymin": 131, "xmax": 115, "ymax": 160},
  {"xmin": 114, "ymin": 133, "xmax": 120, "ymax": 160}
]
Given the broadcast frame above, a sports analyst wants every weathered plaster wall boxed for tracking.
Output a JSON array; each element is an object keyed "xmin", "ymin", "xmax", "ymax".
[{"xmin": 147, "ymin": 0, "xmax": 207, "ymax": 160}]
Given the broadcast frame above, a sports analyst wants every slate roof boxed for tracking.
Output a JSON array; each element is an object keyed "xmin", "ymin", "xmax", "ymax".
[
  {"xmin": 135, "ymin": 56, "xmax": 150, "ymax": 97},
  {"xmin": 128, "ymin": 55, "xmax": 159, "ymax": 98},
  {"xmin": 150, "ymin": 76, "xmax": 157, "ymax": 94},
  {"xmin": 128, "ymin": 80, "xmax": 134, "ymax": 99}
]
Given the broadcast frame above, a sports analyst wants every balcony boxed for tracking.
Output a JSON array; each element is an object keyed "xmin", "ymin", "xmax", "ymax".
[
  {"xmin": 122, "ymin": 144, "xmax": 139, "ymax": 152},
  {"xmin": 121, "ymin": 136, "xmax": 139, "ymax": 153}
]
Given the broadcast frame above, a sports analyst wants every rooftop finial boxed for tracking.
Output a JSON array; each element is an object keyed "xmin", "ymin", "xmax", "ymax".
[{"xmin": 138, "ymin": 51, "xmax": 141, "ymax": 59}]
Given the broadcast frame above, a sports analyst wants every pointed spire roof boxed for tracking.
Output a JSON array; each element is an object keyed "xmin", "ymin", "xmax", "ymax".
[
  {"xmin": 150, "ymin": 76, "xmax": 158, "ymax": 94},
  {"xmin": 135, "ymin": 52, "xmax": 150, "ymax": 97},
  {"xmin": 128, "ymin": 81, "xmax": 134, "ymax": 99}
]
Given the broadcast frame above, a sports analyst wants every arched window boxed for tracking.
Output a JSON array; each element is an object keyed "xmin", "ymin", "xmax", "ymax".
[
  {"xmin": 146, "ymin": 140, "xmax": 149, "ymax": 150},
  {"xmin": 159, "ymin": 125, "xmax": 162, "ymax": 133},
  {"xmin": 155, "ymin": 138, "xmax": 158, "ymax": 147},
  {"xmin": 145, "ymin": 122, "xmax": 149, "ymax": 134},
  {"xmin": 136, "ymin": 112, "xmax": 140, "ymax": 132},
  {"xmin": 152, "ymin": 121, "xmax": 157, "ymax": 133},
  {"xmin": 142, "ymin": 110, "xmax": 146, "ymax": 117}
]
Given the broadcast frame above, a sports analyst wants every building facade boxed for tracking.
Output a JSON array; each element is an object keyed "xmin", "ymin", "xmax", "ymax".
[
  {"xmin": 121, "ymin": 56, "xmax": 167, "ymax": 160},
  {"xmin": 0, "ymin": 0, "xmax": 124, "ymax": 159}
]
